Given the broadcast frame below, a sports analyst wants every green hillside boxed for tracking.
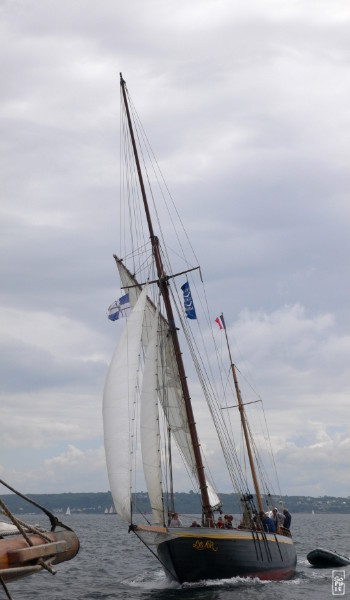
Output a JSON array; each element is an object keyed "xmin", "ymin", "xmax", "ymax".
[{"xmin": 1, "ymin": 491, "xmax": 349, "ymax": 515}]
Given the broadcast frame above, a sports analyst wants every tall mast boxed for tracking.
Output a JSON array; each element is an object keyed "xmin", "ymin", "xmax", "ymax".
[
  {"xmin": 120, "ymin": 73, "xmax": 213, "ymax": 524},
  {"xmin": 220, "ymin": 314, "xmax": 264, "ymax": 513}
]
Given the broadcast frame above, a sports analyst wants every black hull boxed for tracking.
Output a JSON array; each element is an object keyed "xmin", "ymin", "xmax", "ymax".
[{"xmin": 157, "ymin": 528, "xmax": 296, "ymax": 584}]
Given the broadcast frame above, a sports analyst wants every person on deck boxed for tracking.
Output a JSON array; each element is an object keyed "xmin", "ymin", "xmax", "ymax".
[
  {"xmin": 170, "ymin": 512, "xmax": 183, "ymax": 527},
  {"xmin": 225, "ymin": 515, "xmax": 233, "ymax": 529},
  {"xmin": 259, "ymin": 511, "xmax": 276, "ymax": 533},
  {"xmin": 282, "ymin": 508, "xmax": 291, "ymax": 530},
  {"xmin": 216, "ymin": 516, "xmax": 224, "ymax": 529},
  {"xmin": 272, "ymin": 507, "xmax": 285, "ymax": 533},
  {"xmin": 190, "ymin": 520, "xmax": 201, "ymax": 527}
]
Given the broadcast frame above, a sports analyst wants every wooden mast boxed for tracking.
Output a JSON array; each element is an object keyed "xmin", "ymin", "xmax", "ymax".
[
  {"xmin": 220, "ymin": 314, "xmax": 264, "ymax": 513},
  {"xmin": 119, "ymin": 73, "xmax": 213, "ymax": 524}
]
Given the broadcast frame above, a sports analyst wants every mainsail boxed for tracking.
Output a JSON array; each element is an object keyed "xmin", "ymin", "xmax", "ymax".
[
  {"xmin": 140, "ymin": 308, "xmax": 164, "ymax": 525},
  {"xmin": 116, "ymin": 258, "xmax": 221, "ymax": 511}
]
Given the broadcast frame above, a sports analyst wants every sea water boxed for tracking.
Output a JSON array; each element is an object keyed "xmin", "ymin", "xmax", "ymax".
[{"xmin": 9, "ymin": 513, "xmax": 350, "ymax": 599}]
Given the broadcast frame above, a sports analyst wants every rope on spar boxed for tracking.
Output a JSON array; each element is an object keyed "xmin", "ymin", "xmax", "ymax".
[
  {"xmin": 0, "ymin": 509, "xmax": 53, "ymax": 544},
  {"xmin": 0, "ymin": 574, "xmax": 14, "ymax": 600},
  {"xmin": 0, "ymin": 498, "xmax": 34, "ymax": 548},
  {"xmin": 0, "ymin": 513, "xmax": 52, "ymax": 542},
  {"xmin": 0, "ymin": 479, "xmax": 73, "ymax": 533},
  {"xmin": 0, "ymin": 497, "xmax": 56, "ymax": 575}
]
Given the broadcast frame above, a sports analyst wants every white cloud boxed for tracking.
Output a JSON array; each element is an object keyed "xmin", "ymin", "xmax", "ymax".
[
  {"xmin": 276, "ymin": 424, "xmax": 350, "ymax": 496},
  {"xmin": 1, "ymin": 445, "xmax": 107, "ymax": 494}
]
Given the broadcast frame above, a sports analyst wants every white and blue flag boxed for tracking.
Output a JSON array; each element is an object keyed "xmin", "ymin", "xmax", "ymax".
[
  {"xmin": 181, "ymin": 281, "xmax": 197, "ymax": 320},
  {"xmin": 108, "ymin": 293, "xmax": 131, "ymax": 321}
]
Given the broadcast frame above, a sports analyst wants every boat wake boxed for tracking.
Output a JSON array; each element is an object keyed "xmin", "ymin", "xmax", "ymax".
[
  {"xmin": 183, "ymin": 576, "xmax": 272, "ymax": 589},
  {"xmin": 121, "ymin": 568, "xmax": 304, "ymax": 591},
  {"xmin": 121, "ymin": 568, "xmax": 180, "ymax": 590}
]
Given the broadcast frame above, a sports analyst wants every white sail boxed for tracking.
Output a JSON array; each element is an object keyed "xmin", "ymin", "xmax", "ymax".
[
  {"xmin": 158, "ymin": 324, "xmax": 221, "ymax": 509},
  {"xmin": 103, "ymin": 285, "xmax": 148, "ymax": 523},
  {"xmin": 140, "ymin": 309, "xmax": 164, "ymax": 525},
  {"xmin": 117, "ymin": 259, "xmax": 221, "ymax": 510},
  {"xmin": 116, "ymin": 258, "xmax": 156, "ymax": 350}
]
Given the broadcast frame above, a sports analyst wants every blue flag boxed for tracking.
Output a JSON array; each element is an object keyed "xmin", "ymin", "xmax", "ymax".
[
  {"xmin": 108, "ymin": 293, "xmax": 131, "ymax": 321},
  {"xmin": 181, "ymin": 282, "xmax": 197, "ymax": 320}
]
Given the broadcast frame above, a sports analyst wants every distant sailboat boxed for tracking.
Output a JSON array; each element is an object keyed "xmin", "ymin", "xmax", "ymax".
[{"xmin": 66, "ymin": 506, "xmax": 71, "ymax": 516}]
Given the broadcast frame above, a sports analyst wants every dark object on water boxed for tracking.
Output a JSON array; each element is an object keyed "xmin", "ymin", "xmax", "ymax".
[{"xmin": 307, "ymin": 547, "xmax": 350, "ymax": 567}]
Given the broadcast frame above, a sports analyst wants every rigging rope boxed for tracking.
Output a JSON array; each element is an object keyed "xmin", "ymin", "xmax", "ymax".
[
  {"xmin": 119, "ymin": 83, "xmax": 285, "ymax": 518},
  {"xmin": 0, "ymin": 575, "xmax": 14, "ymax": 600}
]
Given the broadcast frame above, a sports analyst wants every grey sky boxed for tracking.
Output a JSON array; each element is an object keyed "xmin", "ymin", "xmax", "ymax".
[{"xmin": 1, "ymin": 0, "xmax": 349, "ymax": 497}]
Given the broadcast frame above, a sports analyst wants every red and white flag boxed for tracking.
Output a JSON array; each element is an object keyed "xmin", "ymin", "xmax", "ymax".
[{"xmin": 215, "ymin": 315, "xmax": 225, "ymax": 330}]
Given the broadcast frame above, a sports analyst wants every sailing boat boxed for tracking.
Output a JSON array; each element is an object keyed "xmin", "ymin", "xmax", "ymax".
[
  {"xmin": 104, "ymin": 506, "xmax": 116, "ymax": 515},
  {"xmin": 102, "ymin": 74, "xmax": 297, "ymax": 584},
  {"xmin": 65, "ymin": 506, "xmax": 71, "ymax": 516}
]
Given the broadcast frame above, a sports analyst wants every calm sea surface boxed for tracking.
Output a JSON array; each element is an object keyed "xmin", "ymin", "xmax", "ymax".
[{"xmin": 8, "ymin": 513, "xmax": 350, "ymax": 599}]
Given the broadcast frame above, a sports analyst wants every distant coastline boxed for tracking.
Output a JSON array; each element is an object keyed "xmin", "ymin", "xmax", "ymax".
[{"xmin": 1, "ymin": 491, "xmax": 349, "ymax": 515}]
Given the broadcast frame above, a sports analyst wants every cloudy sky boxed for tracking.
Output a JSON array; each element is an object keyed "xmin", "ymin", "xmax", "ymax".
[{"xmin": 1, "ymin": 0, "xmax": 349, "ymax": 499}]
